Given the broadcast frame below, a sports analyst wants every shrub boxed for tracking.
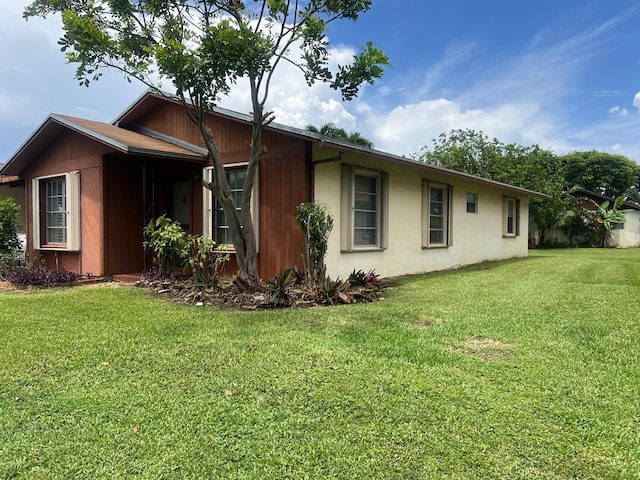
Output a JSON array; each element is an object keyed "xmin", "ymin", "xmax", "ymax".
[
  {"xmin": 348, "ymin": 268, "xmax": 380, "ymax": 288},
  {"xmin": 143, "ymin": 215, "xmax": 188, "ymax": 273},
  {"xmin": 0, "ymin": 198, "xmax": 21, "ymax": 255},
  {"xmin": 295, "ymin": 202, "xmax": 333, "ymax": 286},
  {"xmin": 5, "ymin": 266, "xmax": 81, "ymax": 287},
  {"xmin": 183, "ymin": 234, "xmax": 229, "ymax": 286},
  {"xmin": 0, "ymin": 252, "xmax": 27, "ymax": 280},
  {"xmin": 265, "ymin": 268, "xmax": 296, "ymax": 306}
]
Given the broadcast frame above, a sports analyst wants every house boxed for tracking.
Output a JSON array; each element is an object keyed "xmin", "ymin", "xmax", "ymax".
[
  {"xmin": 564, "ymin": 189, "xmax": 639, "ymax": 248},
  {"xmin": 0, "ymin": 91, "xmax": 550, "ymax": 279}
]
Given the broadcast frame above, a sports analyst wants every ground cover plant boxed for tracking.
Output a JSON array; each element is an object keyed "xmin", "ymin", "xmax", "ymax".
[{"xmin": 0, "ymin": 249, "xmax": 638, "ymax": 479}]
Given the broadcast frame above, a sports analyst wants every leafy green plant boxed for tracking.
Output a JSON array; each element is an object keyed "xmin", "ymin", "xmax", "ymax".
[
  {"xmin": 265, "ymin": 267, "xmax": 296, "ymax": 306},
  {"xmin": 143, "ymin": 215, "xmax": 188, "ymax": 274},
  {"xmin": 295, "ymin": 202, "xmax": 333, "ymax": 286},
  {"xmin": 589, "ymin": 197, "xmax": 633, "ymax": 247},
  {"xmin": 183, "ymin": 234, "xmax": 229, "ymax": 286},
  {"xmin": 319, "ymin": 277, "xmax": 351, "ymax": 306},
  {"xmin": 0, "ymin": 198, "xmax": 21, "ymax": 255}
]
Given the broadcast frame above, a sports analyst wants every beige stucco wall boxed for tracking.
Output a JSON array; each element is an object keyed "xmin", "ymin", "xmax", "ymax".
[
  {"xmin": 0, "ymin": 183, "xmax": 26, "ymax": 234},
  {"xmin": 611, "ymin": 210, "xmax": 640, "ymax": 247},
  {"xmin": 314, "ymin": 152, "xmax": 530, "ymax": 279}
]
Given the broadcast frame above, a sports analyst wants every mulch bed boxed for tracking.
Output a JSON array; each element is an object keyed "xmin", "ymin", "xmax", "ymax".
[{"xmin": 135, "ymin": 276, "xmax": 386, "ymax": 310}]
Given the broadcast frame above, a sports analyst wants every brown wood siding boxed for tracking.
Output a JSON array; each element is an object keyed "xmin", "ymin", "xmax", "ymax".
[
  {"xmin": 24, "ymin": 132, "xmax": 106, "ymax": 275},
  {"xmin": 135, "ymin": 102, "xmax": 313, "ymax": 279},
  {"xmin": 258, "ymin": 144, "xmax": 311, "ymax": 279},
  {"xmin": 104, "ymin": 156, "xmax": 145, "ymax": 275}
]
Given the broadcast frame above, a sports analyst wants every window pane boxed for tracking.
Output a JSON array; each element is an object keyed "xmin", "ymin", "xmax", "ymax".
[
  {"xmin": 429, "ymin": 186, "xmax": 448, "ymax": 245},
  {"xmin": 45, "ymin": 178, "xmax": 67, "ymax": 244},
  {"xmin": 214, "ymin": 169, "xmax": 246, "ymax": 245},
  {"xmin": 354, "ymin": 228, "xmax": 376, "ymax": 246},
  {"xmin": 352, "ymin": 173, "xmax": 380, "ymax": 247},
  {"xmin": 430, "ymin": 230, "xmax": 444, "ymax": 244},
  {"xmin": 355, "ymin": 211, "xmax": 377, "ymax": 228},
  {"xmin": 466, "ymin": 193, "xmax": 477, "ymax": 213},
  {"xmin": 355, "ymin": 175, "xmax": 376, "ymax": 194},
  {"xmin": 354, "ymin": 192, "xmax": 376, "ymax": 211},
  {"xmin": 430, "ymin": 188, "xmax": 444, "ymax": 202}
]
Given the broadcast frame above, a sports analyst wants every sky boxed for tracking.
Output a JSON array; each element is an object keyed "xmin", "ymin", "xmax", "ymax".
[{"xmin": 2, "ymin": 1, "xmax": 640, "ymax": 164}]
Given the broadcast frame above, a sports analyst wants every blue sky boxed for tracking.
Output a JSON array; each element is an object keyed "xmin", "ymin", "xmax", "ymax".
[{"xmin": 2, "ymin": 1, "xmax": 640, "ymax": 164}]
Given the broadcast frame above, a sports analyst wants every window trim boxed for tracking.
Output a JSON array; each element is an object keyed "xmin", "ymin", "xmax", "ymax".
[
  {"xmin": 422, "ymin": 181, "xmax": 453, "ymax": 248},
  {"xmin": 32, "ymin": 171, "xmax": 81, "ymax": 251},
  {"xmin": 502, "ymin": 196, "xmax": 521, "ymax": 237},
  {"xmin": 202, "ymin": 164, "xmax": 259, "ymax": 251},
  {"xmin": 341, "ymin": 165, "xmax": 388, "ymax": 252}
]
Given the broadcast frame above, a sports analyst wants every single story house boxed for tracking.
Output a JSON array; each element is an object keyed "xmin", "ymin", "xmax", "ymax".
[
  {"xmin": 539, "ymin": 189, "xmax": 640, "ymax": 248},
  {"xmin": 0, "ymin": 90, "xmax": 549, "ymax": 279}
]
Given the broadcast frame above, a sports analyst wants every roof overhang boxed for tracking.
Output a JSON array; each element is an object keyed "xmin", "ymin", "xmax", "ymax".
[{"xmin": 1, "ymin": 113, "xmax": 207, "ymax": 177}]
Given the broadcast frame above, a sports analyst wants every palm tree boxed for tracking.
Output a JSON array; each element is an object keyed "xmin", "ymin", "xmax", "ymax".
[
  {"xmin": 624, "ymin": 187, "xmax": 640, "ymax": 205},
  {"xmin": 306, "ymin": 123, "xmax": 374, "ymax": 148}
]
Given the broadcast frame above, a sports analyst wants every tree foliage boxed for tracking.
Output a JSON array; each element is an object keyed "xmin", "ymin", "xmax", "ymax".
[
  {"xmin": 415, "ymin": 129, "xmax": 568, "ymax": 244},
  {"xmin": 25, "ymin": 0, "xmax": 389, "ymax": 290},
  {"xmin": 560, "ymin": 150, "xmax": 640, "ymax": 198},
  {"xmin": 306, "ymin": 122, "xmax": 374, "ymax": 148},
  {"xmin": 0, "ymin": 198, "xmax": 21, "ymax": 255}
]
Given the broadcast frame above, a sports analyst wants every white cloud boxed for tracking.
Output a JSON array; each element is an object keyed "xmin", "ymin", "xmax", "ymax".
[
  {"xmin": 633, "ymin": 92, "xmax": 640, "ymax": 111},
  {"xmin": 608, "ymin": 106, "xmax": 630, "ymax": 118}
]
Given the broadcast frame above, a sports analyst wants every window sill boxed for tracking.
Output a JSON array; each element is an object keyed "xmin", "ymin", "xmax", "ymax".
[
  {"xmin": 423, "ymin": 245, "xmax": 450, "ymax": 249},
  {"xmin": 38, "ymin": 245, "xmax": 78, "ymax": 252},
  {"xmin": 341, "ymin": 247, "xmax": 385, "ymax": 253}
]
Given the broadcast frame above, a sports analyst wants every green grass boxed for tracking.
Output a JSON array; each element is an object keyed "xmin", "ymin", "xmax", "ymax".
[{"xmin": 1, "ymin": 249, "xmax": 638, "ymax": 479}]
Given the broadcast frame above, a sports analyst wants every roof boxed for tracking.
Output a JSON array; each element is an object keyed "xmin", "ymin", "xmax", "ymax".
[
  {"xmin": 115, "ymin": 90, "xmax": 551, "ymax": 200},
  {"xmin": 570, "ymin": 188, "xmax": 640, "ymax": 211},
  {"xmin": 1, "ymin": 89, "xmax": 550, "ymax": 200},
  {"xmin": 0, "ymin": 113, "xmax": 206, "ymax": 176}
]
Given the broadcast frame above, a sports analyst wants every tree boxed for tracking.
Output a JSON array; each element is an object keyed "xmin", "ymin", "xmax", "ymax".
[
  {"xmin": 560, "ymin": 151, "xmax": 640, "ymax": 198},
  {"xmin": 25, "ymin": 0, "xmax": 389, "ymax": 290},
  {"xmin": 306, "ymin": 122, "xmax": 374, "ymax": 148},
  {"xmin": 0, "ymin": 198, "xmax": 21, "ymax": 255},
  {"xmin": 624, "ymin": 187, "xmax": 640, "ymax": 206}
]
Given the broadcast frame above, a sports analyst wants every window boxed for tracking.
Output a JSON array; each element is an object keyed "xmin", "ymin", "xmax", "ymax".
[
  {"xmin": 341, "ymin": 166, "xmax": 388, "ymax": 251},
  {"xmin": 202, "ymin": 165, "xmax": 258, "ymax": 248},
  {"xmin": 32, "ymin": 171, "xmax": 81, "ymax": 250},
  {"xmin": 422, "ymin": 182, "xmax": 452, "ymax": 248},
  {"xmin": 466, "ymin": 192, "xmax": 477, "ymax": 213},
  {"xmin": 612, "ymin": 222, "xmax": 625, "ymax": 230},
  {"xmin": 503, "ymin": 197, "xmax": 520, "ymax": 237}
]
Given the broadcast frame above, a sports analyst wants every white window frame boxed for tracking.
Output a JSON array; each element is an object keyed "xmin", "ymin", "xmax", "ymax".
[
  {"xmin": 503, "ymin": 197, "xmax": 520, "ymax": 237},
  {"xmin": 422, "ymin": 181, "xmax": 452, "ymax": 248},
  {"xmin": 32, "ymin": 171, "xmax": 81, "ymax": 251},
  {"xmin": 341, "ymin": 165, "xmax": 388, "ymax": 252},
  {"xmin": 202, "ymin": 164, "xmax": 259, "ymax": 250}
]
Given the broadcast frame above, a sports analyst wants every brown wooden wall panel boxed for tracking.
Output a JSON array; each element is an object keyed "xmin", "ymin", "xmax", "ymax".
[
  {"xmin": 258, "ymin": 146, "xmax": 311, "ymax": 279},
  {"xmin": 104, "ymin": 156, "xmax": 145, "ymax": 276}
]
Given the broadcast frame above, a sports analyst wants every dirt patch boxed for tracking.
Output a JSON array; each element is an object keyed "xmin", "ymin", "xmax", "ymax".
[
  {"xmin": 453, "ymin": 336, "xmax": 514, "ymax": 361},
  {"xmin": 416, "ymin": 316, "xmax": 443, "ymax": 329}
]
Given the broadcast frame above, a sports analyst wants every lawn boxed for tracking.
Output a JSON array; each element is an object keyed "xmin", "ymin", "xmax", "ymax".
[{"xmin": 0, "ymin": 249, "xmax": 638, "ymax": 479}]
